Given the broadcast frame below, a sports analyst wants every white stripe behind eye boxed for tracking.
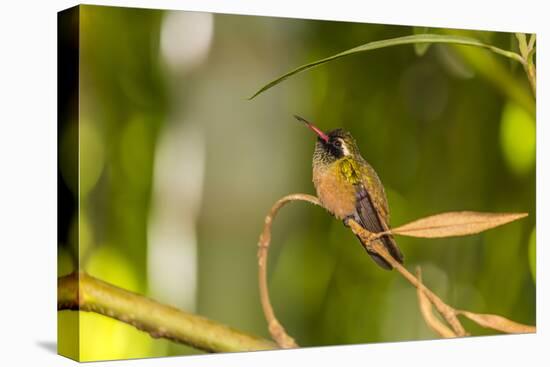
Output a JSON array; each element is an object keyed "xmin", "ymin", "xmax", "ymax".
[{"xmin": 339, "ymin": 138, "xmax": 350, "ymax": 156}]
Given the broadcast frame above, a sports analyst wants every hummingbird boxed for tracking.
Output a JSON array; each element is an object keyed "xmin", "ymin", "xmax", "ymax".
[{"xmin": 295, "ymin": 115, "xmax": 404, "ymax": 270}]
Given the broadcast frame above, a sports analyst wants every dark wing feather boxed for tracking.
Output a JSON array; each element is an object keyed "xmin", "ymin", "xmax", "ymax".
[
  {"xmin": 355, "ymin": 184, "xmax": 404, "ymax": 268},
  {"xmin": 355, "ymin": 185, "xmax": 385, "ymax": 234}
]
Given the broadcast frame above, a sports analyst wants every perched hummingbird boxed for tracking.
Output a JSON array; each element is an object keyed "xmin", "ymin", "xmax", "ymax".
[{"xmin": 295, "ymin": 115, "xmax": 404, "ymax": 270}]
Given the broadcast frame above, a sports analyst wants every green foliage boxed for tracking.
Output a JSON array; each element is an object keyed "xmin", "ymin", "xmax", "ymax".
[
  {"xmin": 249, "ymin": 33, "xmax": 524, "ymax": 99},
  {"xmin": 58, "ymin": 6, "xmax": 536, "ymax": 358},
  {"xmin": 500, "ymin": 102, "xmax": 536, "ymax": 176}
]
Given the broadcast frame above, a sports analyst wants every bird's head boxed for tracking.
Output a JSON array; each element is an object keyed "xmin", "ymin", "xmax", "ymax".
[{"xmin": 294, "ymin": 115, "xmax": 360, "ymax": 165}]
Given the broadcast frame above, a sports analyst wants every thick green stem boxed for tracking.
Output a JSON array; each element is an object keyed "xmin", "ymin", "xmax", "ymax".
[
  {"xmin": 524, "ymin": 62, "xmax": 536, "ymax": 97},
  {"xmin": 58, "ymin": 272, "xmax": 277, "ymax": 353},
  {"xmin": 515, "ymin": 33, "xmax": 536, "ymax": 97}
]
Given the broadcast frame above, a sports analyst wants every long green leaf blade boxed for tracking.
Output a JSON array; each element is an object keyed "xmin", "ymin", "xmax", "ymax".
[{"xmin": 249, "ymin": 34, "xmax": 523, "ymax": 99}]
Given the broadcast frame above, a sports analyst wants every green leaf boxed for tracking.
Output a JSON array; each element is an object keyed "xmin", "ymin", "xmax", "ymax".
[
  {"xmin": 413, "ymin": 27, "xmax": 431, "ymax": 56},
  {"xmin": 515, "ymin": 33, "xmax": 528, "ymax": 57},
  {"xmin": 249, "ymin": 34, "xmax": 524, "ymax": 99},
  {"xmin": 528, "ymin": 34, "xmax": 536, "ymax": 50},
  {"xmin": 527, "ymin": 34, "xmax": 536, "ymax": 64}
]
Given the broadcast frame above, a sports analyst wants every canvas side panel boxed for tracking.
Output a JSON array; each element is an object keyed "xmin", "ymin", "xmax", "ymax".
[{"xmin": 57, "ymin": 5, "xmax": 80, "ymax": 362}]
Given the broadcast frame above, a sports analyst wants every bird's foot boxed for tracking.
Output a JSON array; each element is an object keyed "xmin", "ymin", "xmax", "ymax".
[{"xmin": 343, "ymin": 215, "xmax": 355, "ymax": 228}]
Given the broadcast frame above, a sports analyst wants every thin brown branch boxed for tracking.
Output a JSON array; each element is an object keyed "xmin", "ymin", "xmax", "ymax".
[
  {"xmin": 348, "ymin": 219, "xmax": 467, "ymax": 337},
  {"xmin": 257, "ymin": 193, "xmax": 321, "ymax": 348},
  {"xmin": 258, "ymin": 194, "xmax": 535, "ymax": 345},
  {"xmin": 347, "ymin": 218, "xmax": 536, "ymax": 337},
  {"xmin": 58, "ymin": 272, "xmax": 277, "ymax": 353},
  {"xmin": 416, "ymin": 267, "xmax": 456, "ymax": 338}
]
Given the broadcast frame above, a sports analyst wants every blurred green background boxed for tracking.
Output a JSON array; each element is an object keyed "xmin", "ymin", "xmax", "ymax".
[{"xmin": 57, "ymin": 5, "xmax": 536, "ymax": 361}]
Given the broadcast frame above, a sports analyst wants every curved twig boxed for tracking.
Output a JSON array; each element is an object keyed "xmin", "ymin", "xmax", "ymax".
[
  {"xmin": 258, "ymin": 194, "xmax": 535, "ymax": 346},
  {"xmin": 347, "ymin": 219, "xmax": 467, "ymax": 337},
  {"xmin": 416, "ymin": 267, "xmax": 456, "ymax": 338},
  {"xmin": 257, "ymin": 193, "xmax": 321, "ymax": 348}
]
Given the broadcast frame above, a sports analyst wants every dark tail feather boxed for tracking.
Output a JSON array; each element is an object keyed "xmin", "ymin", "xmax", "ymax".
[
  {"xmin": 356, "ymin": 234, "xmax": 404, "ymax": 270},
  {"xmin": 383, "ymin": 234, "xmax": 404, "ymax": 264}
]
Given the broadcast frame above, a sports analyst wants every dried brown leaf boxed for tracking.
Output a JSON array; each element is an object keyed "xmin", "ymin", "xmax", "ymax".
[
  {"xmin": 392, "ymin": 211, "xmax": 528, "ymax": 238},
  {"xmin": 458, "ymin": 310, "xmax": 536, "ymax": 334}
]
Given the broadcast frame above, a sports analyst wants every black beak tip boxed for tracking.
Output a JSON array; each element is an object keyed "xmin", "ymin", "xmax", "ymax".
[{"xmin": 293, "ymin": 114, "xmax": 306, "ymax": 124}]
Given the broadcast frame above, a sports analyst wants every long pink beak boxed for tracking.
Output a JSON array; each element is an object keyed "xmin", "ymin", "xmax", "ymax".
[{"xmin": 294, "ymin": 115, "xmax": 329, "ymax": 142}]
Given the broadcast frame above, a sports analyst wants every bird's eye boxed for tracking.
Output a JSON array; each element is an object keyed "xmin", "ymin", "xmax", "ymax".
[{"xmin": 334, "ymin": 140, "xmax": 342, "ymax": 147}]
